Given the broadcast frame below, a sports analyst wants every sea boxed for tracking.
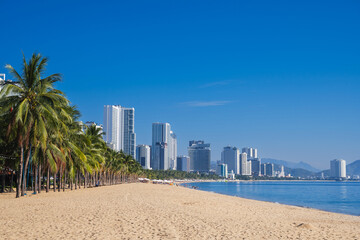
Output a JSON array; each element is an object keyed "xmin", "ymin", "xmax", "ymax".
[{"xmin": 183, "ymin": 181, "xmax": 360, "ymax": 216}]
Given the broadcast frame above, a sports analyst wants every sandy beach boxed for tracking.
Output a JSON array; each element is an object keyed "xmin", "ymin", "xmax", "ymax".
[{"xmin": 0, "ymin": 183, "xmax": 359, "ymax": 239}]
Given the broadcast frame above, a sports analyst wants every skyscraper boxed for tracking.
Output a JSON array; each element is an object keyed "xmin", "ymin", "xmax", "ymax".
[
  {"xmin": 221, "ymin": 146, "xmax": 240, "ymax": 174},
  {"xmin": 242, "ymin": 147, "xmax": 258, "ymax": 159},
  {"xmin": 330, "ymin": 159, "xmax": 346, "ymax": 179},
  {"xmin": 123, "ymin": 108, "xmax": 136, "ymax": 158},
  {"xmin": 242, "ymin": 147, "xmax": 253, "ymax": 159},
  {"xmin": 188, "ymin": 140, "xmax": 211, "ymax": 172},
  {"xmin": 261, "ymin": 163, "xmax": 267, "ymax": 176},
  {"xmin": 216, "ymin": 163, "xmax": 228, "ymax": 178},
  {"xmin": 177, "ymin": 155, "xmax": 190, "ymax": 172},
  {"xmin": 103, "ymin": 105, "xmax": 136, "ymax": 158},
  {"xmin": 239, "ymin": 152, "xmax": 251, "ymax": 175},
  {"xmin": 251, "ymin": 158, "xmax": 261, "ymax": 176},
  {"xmin": 136, "ymin": 145, "xmax": 151, "ymax": 169},
  {"xmin": 152, "ymin": 123, "xmax": 171, "ymax": 170},
  {"xmin": 169, "ymin": 131, "xmax": 177, "ymax": 170},
  {"xmin": 265, "ymin": 163, "xmax": 274, "ymax": 177},
  {"xmin": 252, "ymin": 148, "xmax": 258, "ymax": 158}
]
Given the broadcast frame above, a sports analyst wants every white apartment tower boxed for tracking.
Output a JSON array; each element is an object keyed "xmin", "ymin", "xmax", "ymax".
[
  {"xmin": 240, "ymin": 152, "xmax": 252, "ymax": 175},
  {"xmin": 330, "ymin": 159, "xmax": 346, "ymax": 179},
  {"xmin": 221, "ymin": 146, "xmax": 240, "ymax": 174},
  {"xmin": 103, "ymin": 105, "xmax": 136, "ymax": 158},
  {"xmin": 152, "ymin": 123, "xmax": 171, "ymax": 170}
]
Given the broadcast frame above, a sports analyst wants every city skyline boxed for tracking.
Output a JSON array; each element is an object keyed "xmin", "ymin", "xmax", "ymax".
[{"xmin": 1, "ymin": 1, "xmax": 359, "ymax": 169}]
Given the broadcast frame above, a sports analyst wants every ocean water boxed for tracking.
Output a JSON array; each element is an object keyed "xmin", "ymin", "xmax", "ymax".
[{"xmin": 183, "ymin": 181, "xmax": 360, "ymax": 216}]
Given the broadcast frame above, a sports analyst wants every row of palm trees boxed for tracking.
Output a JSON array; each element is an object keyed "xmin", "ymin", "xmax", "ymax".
[{"xmin": 0, "ymin": 53, "xmax": 143, "ymax": 198}]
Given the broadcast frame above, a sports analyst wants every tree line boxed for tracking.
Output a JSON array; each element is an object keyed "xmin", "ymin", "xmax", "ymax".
[{"xmin": 0, "ymin": 53, "xmax": 143, "ymax": 198}]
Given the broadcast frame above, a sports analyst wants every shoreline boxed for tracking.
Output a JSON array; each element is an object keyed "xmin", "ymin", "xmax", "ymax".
[
  {"xmin": 180, "ymin": 180, "xmax": 360, "ymax": 217},
  {"xmin": 1, "ymin": 183, "xmax": 359, "ymax": 239}
]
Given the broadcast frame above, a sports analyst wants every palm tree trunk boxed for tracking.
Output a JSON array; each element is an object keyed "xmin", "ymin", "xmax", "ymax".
[
  {"xmin": 10, "ymin": 171, "xmax": 14, "ymax": 192},
  {"xmin": 58, "ymin": 166, "xmax": 62, "ymax": 192},
  {"xmin": 71, "ymin": 176, "xmax": 73, "ymax": 190},
  {"xmin": 34, "ymin": 165, "xmax": 38, "ymax": 194},
  {"xmin": 21, "ymin": 149, "xmax": 31, "ymax": 196},
  {"xmin": 16, "ymin": 146, "xmax": 24, "ymax": 198},
  {"xmin": 46, "ymin": 167, "xmax": 50, "ymax": 192},
  {"xmin": 84, "ymin": 172, "xmax": 87, "ymax": 189},
  {"xmin": 63, "ymin": 170, "xmax": 66, "ymax": 192},
  {"xmin": 53, "ymin": 172, "xmax": 57, "ymax": 192},
  {"xmin": 38, "ymin": 164, "xmax": 41, "ymax": 194},
  {"xmin": 75, "ymin": 171, "xmax": 78, "ymax": 190},
  {"xmin": 1, "ymin": 173, "xmax": 5, "ymax": 193}
]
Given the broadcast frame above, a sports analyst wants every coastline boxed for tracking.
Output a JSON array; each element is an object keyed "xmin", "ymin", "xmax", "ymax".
[
  {"xmin": 1, "ymin": 183, "xmax": 359, "ymax": 239},
  {"xmin": 180, "ymin": 180, "xmax": 360, "ymax": 216}
]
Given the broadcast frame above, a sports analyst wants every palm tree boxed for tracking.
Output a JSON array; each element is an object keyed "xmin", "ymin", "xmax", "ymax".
[{"xmin": 0, "ymin": 53, "xmax": 68, "ymax": 197}]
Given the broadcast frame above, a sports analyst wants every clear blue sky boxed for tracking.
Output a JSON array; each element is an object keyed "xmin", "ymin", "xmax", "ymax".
[{"xmin": 1, "ymin": 0, "xmax": 359, "ymax": 169}]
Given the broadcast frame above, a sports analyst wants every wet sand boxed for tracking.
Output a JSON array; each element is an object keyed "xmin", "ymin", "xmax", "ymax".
[{"xmin": 0, "ymin": 183, "xmax": 359, "ymax": 239}]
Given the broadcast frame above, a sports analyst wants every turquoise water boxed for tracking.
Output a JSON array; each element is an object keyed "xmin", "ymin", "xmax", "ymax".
[{"xmin": 183, "ymin": 181, "xmax": 360, "ymax": 216}]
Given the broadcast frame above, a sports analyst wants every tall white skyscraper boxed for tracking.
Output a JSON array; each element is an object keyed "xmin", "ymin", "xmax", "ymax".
[
  {"xmin": 103, "ymin": 105, "xmax": 136, "ymax": 158},
  {"xmin": 330, "ymin": 159, "xmax": 346, "ymax": 179},
  {"xmin": 239, "ymin": 152, "xmax": 251, "ymax": 175},
  {"xmin": 169, "ymin": 131, "xmax": 177, "ymax": 170},
  {"xmin": 152, "ymin": 123, "xmax": 171, "ymax": 170},
  {"xmin": 136, "ymin": 145, "xmax": 151, "ymax": 169},
  {"xmin": 221, "ymin": 146, "xmax": 240, "ymax": 174}
]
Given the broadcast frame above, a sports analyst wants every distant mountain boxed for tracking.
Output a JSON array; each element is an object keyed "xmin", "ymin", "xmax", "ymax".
[
  {"xmin": 347, "ymin": 160, "xmax": 360, "ymax": 176},
  {"xmin": 272, "ymin": 163, "xmax": 316, "ymax": 178},
  {"xmin": 262, "ymin": 158, "xmax": 321, "ymax": 173}
]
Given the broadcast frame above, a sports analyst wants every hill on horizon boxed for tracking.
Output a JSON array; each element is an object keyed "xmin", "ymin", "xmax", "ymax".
[{"xmin": 262, "ymin": 158, "xmax": 321, "ymax": 173}]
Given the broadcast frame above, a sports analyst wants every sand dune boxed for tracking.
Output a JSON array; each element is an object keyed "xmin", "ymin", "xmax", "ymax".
[{"xmin": 0, "ymin": 183, "xmax": 359, "ymax": 239}]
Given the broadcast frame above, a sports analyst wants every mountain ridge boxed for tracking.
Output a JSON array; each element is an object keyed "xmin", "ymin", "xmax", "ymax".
[{"xmin": 262, "ymin": 158, "xmax": 321, "ymax": 173}]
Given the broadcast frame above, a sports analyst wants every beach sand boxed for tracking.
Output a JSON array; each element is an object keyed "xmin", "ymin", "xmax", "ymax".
[{"xmin": 0, "ymin": 183, "xmax": 359, "ymax": 239}]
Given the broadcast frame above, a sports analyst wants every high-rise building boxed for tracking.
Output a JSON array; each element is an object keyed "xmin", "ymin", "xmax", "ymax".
[
  {"xmin": 123, "ymin": 108, "xmax": 136, "ymax": 158},
  {"xmin": 103, "ymin": 105, "xmax": 136, "ymax": 158},
  {"xmin": 177, "ymin": 155, "xmax": 190, "ymax": 172},
  {"xmin": 239, "ymin": 152, "xmax": 251, "ymax": 175},
  {"xmin": 330, "ymin": 159, "xmax": 346, "ymax": 179},
  {"xmin": 261, "ymin": 163, "xmax": 266, "ymax": 176},
  {"xmin": 252, "ymin": 148, "xmax": 258, "ymax": 158},
  {"xmin": 188, "ymin": 140, "xmax": 211, "ymax": 172},
  {"xmin": 216, "ymin": 163, "xmax": 228, "ymax": 178},
  {"xmin": 169, "ymin": 131, "xmax": 177, "ymax": 170},
  {"xmin": 152, "ymin": 123, "xmax": 171, "ymax": 170},
  {"xmin": 136, "ymin": 145, "xmax": 151, "ymax": 169},
  {"xmin": 251, "ymin": 158, "xmax": 261, "ymax": 176},
  {"xmin": 153, "ymin": 142, "xmax": 167, "ymax": 170},
  {"xmin": 265, "ymin": 163, "xmax": 274, "ymax": 177},
  {"xmin": 242, "ymin": 147, "xmax": 253, "ymax": 159},
  {"xmin": 242, "ymin": 147, "xmax": 258, "ymax": 160},
  {"xmin": 221, "ymin": 146, "xmax": 240, "ymax": 174}
]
